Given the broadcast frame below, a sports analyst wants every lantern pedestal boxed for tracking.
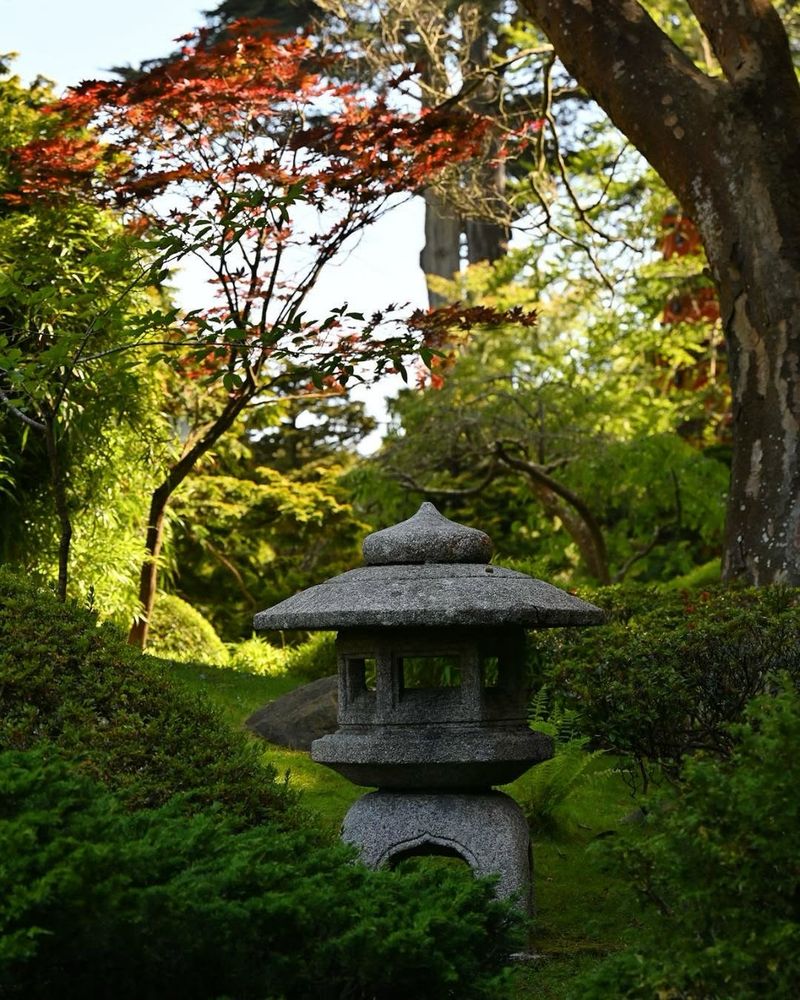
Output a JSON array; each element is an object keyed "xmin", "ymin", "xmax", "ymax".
[{"xmin": 342, "ymin": 789, "xmax": 532, "ymax": 912}]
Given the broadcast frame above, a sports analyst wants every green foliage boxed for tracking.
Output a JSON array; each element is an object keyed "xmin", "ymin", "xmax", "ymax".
[
  {"xmin": 170, "ymin": 386, "xmax": 373, "ymax": 641},
  {"xmin": 512, "ymin": 739, "xmax": 608, "ymax": 837},
  {"xmin": 0, "ymin": 567, "xmax": 289, "ymax": 823},
  {"xmin": 536, "ymin": 584, "xmax": 800, "ymax": 790},
  {"xmin": 1, "ymin": 746, "xmax": 519, "ymax": 1000},
  {"xmin": 145, "ymin": 592, "xmax": 229, "ymax": 667},
  {"xmin": 365, "ymin": 256, "xmax": 728, "ymax": 587},
  {"xmin": 285, "ymin": 630, "xmax": 338, "ymax": 679},
  {"xmin": 666, "ymin": 556, "xmax": 722, "ymax": 589},
  {"xmin": 225, "ymin": 631, "xmax": 337, "ymax": 679},
  {"xmin": 227, "ymin": 634, "xmax": 287, "ymax": 675},
  {"xmin": 512, "ymin": 696, "xmax": 611, "ymax": 836},
  {"xmin": 0, "ymin": 61, "xmax": 166, "ymax": 615},
  {"xmin": 576, "ymin": 685, "xmax": 800, "ymax": 999}
]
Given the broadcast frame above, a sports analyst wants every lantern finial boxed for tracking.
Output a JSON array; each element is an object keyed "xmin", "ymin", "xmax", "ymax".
[{"xmin": 362, "ymin": 501, "xmax": 493, "ymax": 565}]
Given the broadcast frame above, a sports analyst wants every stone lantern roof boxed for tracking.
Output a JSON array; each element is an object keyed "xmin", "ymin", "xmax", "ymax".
[{"xmin": 253, "ymin": 502, "xmax": 603, "ymax": 631}]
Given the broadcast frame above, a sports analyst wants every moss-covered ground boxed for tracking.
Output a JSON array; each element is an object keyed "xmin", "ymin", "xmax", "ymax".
[{"xmin": 169, "ymin": 661, "xmax": 647, "ymax": 997}]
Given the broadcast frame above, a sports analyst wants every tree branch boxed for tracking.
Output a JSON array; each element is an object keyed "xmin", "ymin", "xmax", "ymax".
[
  {"xmin": 686, "ymin": 0, "xmax": 800, "ymax": 101},
  {"xmin": 495, "ymin": 441, "xmax": 610, "ymax": 583},
  {"xmin": 521, "ymin": 0, "xmax": 722, "ymax": 212},
  {"xmin": 391, "ymin": 457, "xmax": 499, "ymax": 499},
  {"xmin": 0, "ymin": 388, "xmax": 46, "ymax": 432},
  {"xmin": 612, "ymin": 527, "xmax": 663, "ymax": 584}
]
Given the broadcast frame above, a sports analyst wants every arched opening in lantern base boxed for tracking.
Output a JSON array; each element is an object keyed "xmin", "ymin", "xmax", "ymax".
[{"xmin": 382, "ymin": 834, "xmax": 480, "ymax": 877}]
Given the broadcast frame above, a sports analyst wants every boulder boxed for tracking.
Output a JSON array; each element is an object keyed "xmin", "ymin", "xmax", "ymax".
[{"xmin": 246, "ymin": 674, "xmax": 338, "ymax": 751}]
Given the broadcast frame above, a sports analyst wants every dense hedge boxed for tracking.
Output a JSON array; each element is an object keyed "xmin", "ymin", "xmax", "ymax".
[
  {"xmin": 534, "ymin": 584, "xmax": 800, "ymax": 788},
  {"xmin": 575, "ymin": 684, "xmax": 800, "ymax": 999},
  {"xmin": 0, "ymin": 567, "xmax": 291, "ymax": 824},
  {"xmin": 0, "ymin": 569, "xmax": 520, "ymax": 997},
  {"xmin": 1, "ymin": 746, "xmax": 519, "ymax": 1000}
]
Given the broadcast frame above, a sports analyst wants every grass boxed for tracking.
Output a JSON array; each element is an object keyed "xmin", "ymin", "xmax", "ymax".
[
  {"xmin": 163, "ymin": 657, "xmax": 645, "ymax": 996},
  {"xmin": 503, "ymin": 758, "xmax": 647, "ymax": 997},
  {"xmin": 164, "ymin": 660, "xmax": 362, "ymax": 831},
  {"xmin": 165, "ymin": 660, "xmax": 300, "ymax": 727}
]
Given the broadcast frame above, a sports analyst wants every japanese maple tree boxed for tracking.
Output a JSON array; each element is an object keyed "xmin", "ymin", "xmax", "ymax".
[{"xmin": 11, "ymin": 20, "xmax": 493, "ymax": 644}]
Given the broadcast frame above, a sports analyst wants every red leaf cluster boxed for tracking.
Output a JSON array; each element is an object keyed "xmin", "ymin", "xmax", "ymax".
[
  {"xmin": 658, "ymin": 209, "xmax": 720, "ymax": 326},
  {"xmin": 3, "ymin": 136, "xmax": 114, "ymax": 205},
  {"xmin": 662, "ymin": 285, "xmax": 720, "ymax": 326},
  {"xmin": 2, "ymin": 19, "xmax": 498, "ymax": 394},
  {"xmin": 410, "ymin": 303, "xmax": 537, "ymax": 390},
  {"xmin": 409, "ymin": 303, "xmax": 537, "ymax": 346},
  {"xmin": 659, "ymin": 209, "xmax": 705, "ymax": 260},
  {"xmin": 8, "ymin": 20, "xmax": 488, "ymax": 214}
]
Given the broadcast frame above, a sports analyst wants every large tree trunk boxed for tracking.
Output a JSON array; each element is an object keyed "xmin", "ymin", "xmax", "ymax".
[
  {"xmin": 464, "ymin": 1, "xmax": 509, "ymax": 266},
  {"xmin": 419, "ymin": 1, "xmax": 508, "ymax": 305},
  {"xmin": 521, "ymin": 0, "xmax": 800, "ymax": 583},
  {"xmin": 420, "ymin": 188, "xmax": 462, "ymax": 307},
  {"xmin": 710, "ymin": 141, "xmax": 800, "ymax": 583}
]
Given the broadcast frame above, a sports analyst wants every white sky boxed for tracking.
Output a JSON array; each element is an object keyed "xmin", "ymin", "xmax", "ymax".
[{"xmin": 4, "ymin": 0, "xmax": 424, "ymax": 448}]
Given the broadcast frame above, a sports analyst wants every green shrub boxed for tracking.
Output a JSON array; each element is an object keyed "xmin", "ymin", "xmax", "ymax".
[
  {"xmin": 227, "ymin": 634, "xmax": 287, "ymax": 676},
  {"xmin": 286, "ymin": 630, "xmax": 337, "ymax": 679},
  {"xmin": 145, "ymin": 592, "xmax": 229, "ymax": 666},
  {"xmin": 225, "ymin": 632, "xmax": 336, "ymax": 680},
  {"xmin": 0, "ymin": 567, "xmax": 290, "ymax": 824},
  {"xmin": 513, "ymin": 696, "xmax": 611, "ymax": 835},
  {"xmin": 575, "ymin": 685, "xmax": 800, "ymax": 999},
  {"xmin": 535, "ymin": 584, "xmax": 800, "ymax": 788},
  {"xmin": 1, "ymin": 746, "xmax": 519, "ymax": 1000},
  {"xmin": 513, "ymin": 739, "xmax": 608, "ymax": 836}
]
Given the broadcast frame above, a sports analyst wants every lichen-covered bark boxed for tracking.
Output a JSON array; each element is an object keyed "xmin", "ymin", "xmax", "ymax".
[
  {"xmin": 706, "ymin": 114, "xmax": 800, "ymax": 582},
  {"xmin": 521, "ymin": 0, "xmax": 800, "ymax": 582}
]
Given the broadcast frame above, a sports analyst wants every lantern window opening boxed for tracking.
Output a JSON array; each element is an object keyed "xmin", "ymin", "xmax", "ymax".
[
  {"xmin": 345, "ymin": 656, "xmax": 378, "ymax": 701},
  {"xmin": 482, "ymin": 656, "xmax": 501, "ymax": 689},
  {"xmin": 398, "ymin": 655, "xmax": 462, "ymax": 691}
]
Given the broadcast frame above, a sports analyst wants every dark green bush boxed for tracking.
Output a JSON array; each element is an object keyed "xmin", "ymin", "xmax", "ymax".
[
  {"xmin": 0, "ymin": 747, "xmax": 519, "ymax": 1000},
  {"xmin": 534, "ymin": 584, "xmax": 800, "ymax": 788},
  {"xmin": 0, "ymin": 566, "xmax": 291, "ymax": 824},
  {"xmin": 574, "ymin": 685, "xmax": 800, "ymax": 999}
]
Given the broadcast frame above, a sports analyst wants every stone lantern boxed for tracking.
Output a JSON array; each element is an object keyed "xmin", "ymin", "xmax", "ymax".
[{"xmin": 254, "ymin": 503, "xmax": 602, "ymax": 912}]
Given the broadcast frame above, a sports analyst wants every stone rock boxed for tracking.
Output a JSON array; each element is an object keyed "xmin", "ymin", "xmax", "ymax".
[
  {"xmin": 253, "ymin": 562, "xmax": 604, "ymax": 630},
  {"xmin": 245, "ymin": 675, "xmax": 337, "ymax": 751},
  {"xmin": 342, "ymin": 789, "xmax": 533, "ymax": 912},
  {"xmin": 312, "ymin": 726, "xmax": 553, "ymax": 789}
]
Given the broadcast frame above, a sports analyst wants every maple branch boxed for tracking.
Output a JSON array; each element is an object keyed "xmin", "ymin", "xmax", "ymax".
[
  {"xmin": 494, "ymin": 441, "xmax": 610, "ymax": 583},
  {"xmin": 54, "ymin": 259, "xmax": 155, "ymax": 415},
  {"xmin": 542, "ymin": 60, "xmax": 637, "ymax": 252},
  {"xmin": 612, "ymin": 527, "xmax": 664, "ymax": 584},
  {"xmin": 203, "ymin": 538, "xmax": 258, "ymax": 609},
  {"xmin": 78, "ymin": 339, "xmax": 210, "ymax": 363},
  {"xmin": 526, "ymin": 170, "xmax": 615, "ymax": 293}
]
